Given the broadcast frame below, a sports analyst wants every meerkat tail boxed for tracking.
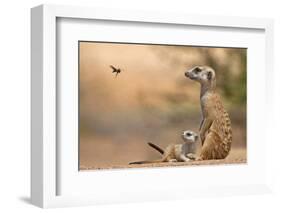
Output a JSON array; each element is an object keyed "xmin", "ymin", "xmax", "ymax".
[
  {"xmin": 147, "ymin": 142, "xmax": 164, "ymax": 154},
  {"xmin": 129, "ymin": 160, "xmax": 162, "ymax": 165}
]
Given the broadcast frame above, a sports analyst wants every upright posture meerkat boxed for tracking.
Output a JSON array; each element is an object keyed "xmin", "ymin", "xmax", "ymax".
[
  {"xmin": 129, "ymin": 130, "xmax": 198, "ymax": 164},
  {"xmin": 185, "ymin": 66, "xmax": 232, "ymax": 160}
]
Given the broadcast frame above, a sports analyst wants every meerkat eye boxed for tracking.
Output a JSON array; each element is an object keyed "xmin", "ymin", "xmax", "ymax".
[
  {"xmin": 194, "ymin": 67, "xmax": 201, "ymax": 73},
  {"xmin": 186, "ymin": 132, "xmax": 192, "ymax": 136}
]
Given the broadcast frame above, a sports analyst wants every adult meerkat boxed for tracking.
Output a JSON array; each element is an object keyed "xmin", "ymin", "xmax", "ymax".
[
  {"xmin": 129, "ymin": 130, "xmax": 198, "ymax": 164},
  {"xmin": 185, "ymin": 66, "xmax": 232, "ymax": 160}
]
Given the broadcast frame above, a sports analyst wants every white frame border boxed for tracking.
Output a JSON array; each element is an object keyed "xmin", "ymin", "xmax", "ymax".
[{"xmin": 31, "ymin": 4, "xmax": 274, "ymax": 208}]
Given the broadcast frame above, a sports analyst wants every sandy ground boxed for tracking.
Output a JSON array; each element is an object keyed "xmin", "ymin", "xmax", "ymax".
[
  {"xmin": 79, "ymin": 126, "xmax": 246, "ymax": 170},
  {"xmin": 80, "ymin": 148, "xmax": 246, "ymax": 171}
]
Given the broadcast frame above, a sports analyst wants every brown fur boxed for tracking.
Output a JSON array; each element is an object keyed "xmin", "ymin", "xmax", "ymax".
[
  {"xmin": 199, "ymin": 92, "xmax": 232, "ymax": 159},
  {"xmin": 185, "ymin": 66, "xmax": 232, "ymax": 160}
]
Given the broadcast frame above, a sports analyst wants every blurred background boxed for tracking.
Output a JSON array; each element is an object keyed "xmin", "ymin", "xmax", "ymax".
[{"xmin": 79, "ymin": 42, "xmax": 247, "ymax": 169}]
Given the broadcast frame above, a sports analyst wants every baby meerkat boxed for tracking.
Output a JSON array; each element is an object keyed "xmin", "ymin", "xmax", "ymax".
[
  {"xmin": 129, "ymin": 130, "xmax": 198, "ymax": 164},
  {"xmin": 185, "ymin": 66, "xmax": 232, "ymax": 160}
]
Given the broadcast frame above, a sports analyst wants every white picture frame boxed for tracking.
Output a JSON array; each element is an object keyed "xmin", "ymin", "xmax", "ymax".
[{"xmin": 31, "ymin": 4, "xmax": 274, "ymax": 208}]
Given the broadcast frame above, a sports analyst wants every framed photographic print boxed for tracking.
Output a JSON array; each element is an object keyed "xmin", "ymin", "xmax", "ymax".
[{"xmin": 31, "ymin": 4, "xmax": 274, "ymax": 208}]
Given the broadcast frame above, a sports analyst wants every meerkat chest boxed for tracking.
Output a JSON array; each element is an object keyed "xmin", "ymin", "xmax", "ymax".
[{"xmin": 201, "ymin": 93, "xmax": 216, "ymax": 117}]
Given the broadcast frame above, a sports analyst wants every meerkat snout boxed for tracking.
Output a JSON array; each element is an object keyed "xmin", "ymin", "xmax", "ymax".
[
  {"xmin": 185, "ymin": 66, "xmax": 202, "ymax": 79},
  {"xmin": 184, "ymin": 69, "xmax": 192, "ymax": 78},
  {"xmin": 182, "ymin": 130, "xmax": 198, "ymax": 143}
]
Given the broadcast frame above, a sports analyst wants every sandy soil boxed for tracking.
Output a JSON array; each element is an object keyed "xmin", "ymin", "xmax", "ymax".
[{"xmin": 80, "ymin": 148, "xmax": 246, "ymax": 171}]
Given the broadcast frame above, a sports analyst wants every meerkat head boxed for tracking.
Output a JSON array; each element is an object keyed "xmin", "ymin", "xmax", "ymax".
[
  {"xmin": 181, "ymin": 130, "xmax": 198, "ymax": 144},
  {"xmin": 184, "ymin": 66, "xmax": 216, "ymax": 86}
]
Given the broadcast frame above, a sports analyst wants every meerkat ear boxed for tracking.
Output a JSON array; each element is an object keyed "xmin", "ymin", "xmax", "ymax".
[{"xmin": 207, "ymin": 71, "xmax": 212, "ymax": 80}]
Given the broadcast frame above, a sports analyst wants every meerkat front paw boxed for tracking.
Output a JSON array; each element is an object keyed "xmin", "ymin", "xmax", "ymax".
[
  {"xmin": 179, "ymin": 154, "xmax": 191, "ymax": 162},
  {"xmin": 186, "ymin": 153, "xmax": 196, "ymax": 160}
]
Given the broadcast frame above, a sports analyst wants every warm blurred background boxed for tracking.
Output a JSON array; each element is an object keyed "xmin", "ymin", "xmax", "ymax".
[{"xmin": 79, "ymin": 42, "xmax": 247, "ymax": 170}]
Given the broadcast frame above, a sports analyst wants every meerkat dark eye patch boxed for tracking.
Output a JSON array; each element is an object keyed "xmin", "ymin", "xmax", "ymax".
[
  {"xmin": 193, "ymin": 67, "xmax": 201, "ymax": 73},
  {"xmin": 207, "ymin": 71, "xmax": 212, "ymax": 80},
  {"xmin": 186, "ymin": 132, "xmax": 192, "ymax": 136}
]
